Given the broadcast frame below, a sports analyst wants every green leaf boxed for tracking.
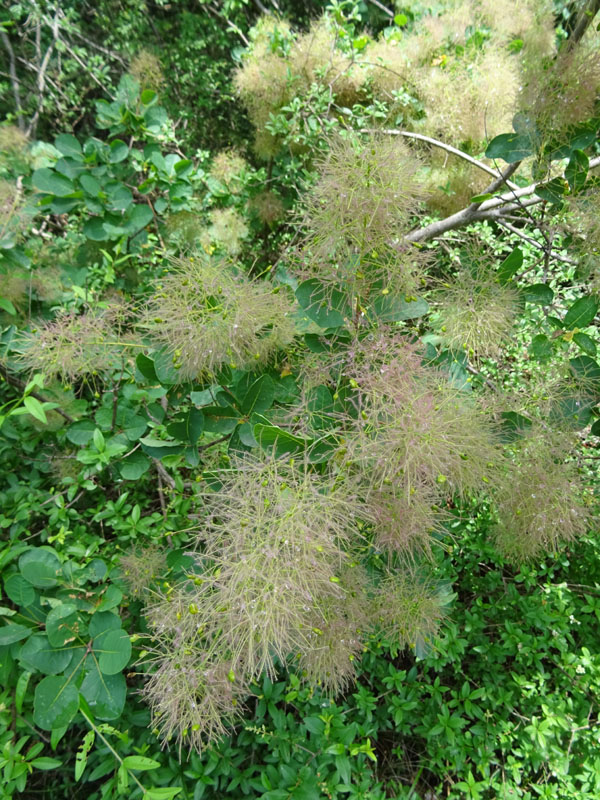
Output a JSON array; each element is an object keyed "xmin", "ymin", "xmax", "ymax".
[
  {"xmin": 75, "ymin": 730, "xmax": 95, "ymax": 781},
  {"xmin": 573, "ymin": 332, "xmax": 597, "ymax": 356},
  {"xmin": 109, "ymin": 140, "xmax": 129, "ymax": 163},
  {"xmin": 241, "ymin": 375, "xmax": 276, "ymax": 416},
  {"xmin": 89, "ymin": 611, "xmax": 121, "ymax": 639},
  {"xmin": 167, "ymin": 408, "xmax": 204, "ymax": 444},
  {"xmin": 96, "ymin": 585, "xmax": 123, "ymax": 612},
  {"xmin": 536, "ymin": 178, "xmax": 566, "ymax": 205},
  {"xmin": 66, "ymin": 420, "xmax": 96, "ymax": 446},
  {"xmin": 93, "ymin": 428, "xmax": 106, "ymax": 452},
  {"xmin": 497, "ymin": 247, "xmax": 523, "ymax": 284},
  {"xmin": 470, "ymin": 192, "xmax": 494, "ymax": 203},
  {"xmin": 521, "ymin": 284, "xmax": 554, "ymax": 305},
  {"xmin": 19, "ymin": 548, "xmax": 61, "ymax": 588},
  {"xmin": 79, "ymin": 174, "xmax": 102, "ymax": 197},
  {"xmin": 254, "ymin": 424, "xmax": 308, "ymax": 457},
  {"xmin": 83, "ymin": 217, "xmax": 110, "ymax": 242},
  {"xmin": 122, "ymin": 755, "xmax": 161, "ymax": 771},
  {"xmin": 119, "ymin": 451, "xmax": 151, "ymax": 480},
  {"xmin": 33, "ymin": 675, "xmax": 79, "ymax": 731},
  {"xmin": 140, "ymin": 89, "xmax": 158, "ymax": 105},
  {"xmin": 0, "ymin": 297, "xmax": 16, "ymax": 315},
  {"xmin": 202, "ymin": 405, "xmax": 240, "ymax": 434},
  {"xmin": 394, "ymin": 13, "xmax": 407, "ymax": 26},
  {"xmin": 500, "ymin": 411, "xmax": 533, "ymax": 441},
  {"xmin": 15, "ymin": 670, "xmax": 31, "ymax": 713},
  {"xmin": 125, "ymin": 204, "xmax": 153, "ymax": 234},
  {"xmin": 565, "ymin": 149, "xmax": 589, "ymax": 193},
  {"xmin": 46, "ymin": 603, "xmax": 78, "ymax": 647},
  {"xmin": 0, "ymin": 622, "xmax": 32, "ymax": 645},
  {"xmin": 32, "ymin": 168, "xmax": 75, "ymax": 197},
  {"xmin": 30, "ymin": 757, "xmax": 63, "ymax": 770},
  {"xmin": 136, "ymin": 353, "xmax": 158, "ymax": 382},
  {"xmin": 94, "ymin": 628, "xmax": 131, "ymax": 675},
  {"xmin": 144, "ymin": 789, "xmax": 182, "ymax": 800},
  {"xmin": 4, "ymin": 574, "xmax": 35, "ymax": 606},
  {"xmin": 140, "ymin": 436, "xmax": 184, "ymax": 459},
  {"xmin": 152, "ymin": 348, "xmax": 181, "ymax": 385},
  {"xmin": 485, "ymin": 133, "xmax": 533, "ymax": 163},
  {"xmin": 80, "ymin": 664, "xmax": 126, "ymax": 720},
  {"xmin": 563, "ymin": 296, "xmax": 599, "ymax": 330},
  {"xmin": 550, "ymin": 395, "xmax": 594, "ymax": 430},
  {"xmin": 54, "ymin": 134, "xmax": 82, "ymax": 158},
  {"xmin": 529, "ymin": 334, "xmax": 553, "ymax": 360},
  {"xmin": 19, "ymin": 633, "xmax": 73, "ymax": 675},
  {"xmin": 368, "ymin": 294, "xmax": 429, "ymax": 323},
  {"xmin": 569, "ymin": 356, "xmax": 600, "ymax": 395},
  {"xmin": 24, "ymin": 396, "xmax": 47, "ymax": 424},
  {"xmin": 295, "ymin": 280, "xmax": 350, "ymax": 329}
]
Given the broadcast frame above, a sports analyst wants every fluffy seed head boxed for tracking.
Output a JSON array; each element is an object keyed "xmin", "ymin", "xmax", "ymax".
[
  {"xmin": 17, "ymin": 309, "xmax": 121, "ymax": 381},
  {"xmin": 342, "ymin": 337, "xmax": 499, "ymax": 498},
  {"xmin": 373, "ymin": 571, "xmax": 445, "ymax": 650},
  {"xmin": 519, "ymin": 31, "xmax": 600, "ymax": 139},
  {"xmin": 120, "ymin": 546, "xmax": 166, "ymax": 598},
  {"xmin": 142, "ymin": 649, "xmax": 243, "ymax": 755},
  {"xmin": 186, "ymin": 453, "xmax": 362, "ymax": 681},
  {"xmin": 434, "ymin": 264, "xmax": 521, "ymax": 360},
  {"xmin": 142, "ymin": 256, "xmax": 294, "ymax": 381},
  {"xmin": 492, "ymin": 435, "xmax": 592, "ymax": 561},
  {"xmin": 298, "ymin": 134, "xmax": 427, "ymax": 295},
  {"xmin": 250, "ymin": 190, "xmax": 285, "ymax": 227},
  {"xmin": 129, "ymin": 50, "xmax": 165, "ymax": 92},
  {"xmin": 209, "ymin": 151, "xmax": 248, "ymax": 194},
  {"xmin": 206, "ymin": 208, "xmax": 249, "ymax": 256}
]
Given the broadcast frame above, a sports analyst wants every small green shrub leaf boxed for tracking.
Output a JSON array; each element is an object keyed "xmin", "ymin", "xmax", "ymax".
[
  {"xmin": 563, "ymin": 296, "xmax": 598, "ymax": 330},
  {"xmin": 34, "ymin": 675, "xmax": 79, "ymax": 731},
  {"xmin": 95, "ymin": 628, "xmax": 132, "ymax": 674},
  {"xmin": 19, "ymin": 548, "xmax": 61, "ymax": 588}
]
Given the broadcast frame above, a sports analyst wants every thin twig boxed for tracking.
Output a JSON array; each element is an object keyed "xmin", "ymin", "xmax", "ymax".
[
  {"xmin": 406, "ymin": 156, "xmax": 600, "ymax": 243},
  {"xmin": 27, "ymin": 9, "xmax": 60, "ymax": 138},
  {"xmin": 0, "ymin": 31, "xmax": 25, "ymax": 131},
  {"xmin": 366, "ymin": 0, "xmax": 395, "ymax": 17},
  {"xmin": 0, "ymin": 364, "xmax": 74, "ymax": 423},
  {"xmin": 361, "ymin": 128, "xmax": 520, "ymax": 188},
  {"xmin": 496, "ymin": 220, "xmax": 577, "ymax": 265}
]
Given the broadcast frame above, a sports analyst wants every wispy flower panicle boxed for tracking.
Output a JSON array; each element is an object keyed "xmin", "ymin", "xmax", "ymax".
[
  {"xmin": 141, "ymin": 256, "xmax": 295, "ymax": 381},
  {"xmin": 433, "ymin": 262, "xmax": 521, "ymax": 361},
  {"xmin": 342, "ymin": 338, "xmax": 500, "ymax": 498},
  {"xmin": 119, "ymin": 546, "xmax": 166, "ymax": 598},
  {"xmin": 492, "ymin": 433, "xmax": 593, "ymax": 561},
  {"xmin": 297, "ymin": 134, "xmax": 428, "ymax": 296},
  {"xmin": 142, "ymin": 648, "xmax": 244, "ymax": 755},
  {"xmin": 373, "ymin": 571, "xmax": 445, "ymax": 650},
  {"xmin": 17, "ymin": 307, "xmax": 124, "ymax": 381}
]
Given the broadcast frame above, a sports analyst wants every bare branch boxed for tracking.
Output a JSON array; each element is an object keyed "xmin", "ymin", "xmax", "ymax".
[
  {"xmin": 408, "ymin": 156, "xmax": 600, "ymax": 243},
  {"xmin": 1, "ymin": 31, "xmax": 25, "ymax": 131},
  {"xmin": 366, "ymin": 0, "xmax": 395, "ymax": 17},
  {"xmin": 496, "ymin": 220, "xmax": 577, "ymax": 265},
  {"xmin": 566, "ymin": 0, "xmax": 600, "ymax": 49},
  {"xmin": 26, "ymin": 10, "xmax": 60, "ymax": 138},
  {"xmin": 362, "ymin": 128, "xmax": 520, "ymax": 188}
]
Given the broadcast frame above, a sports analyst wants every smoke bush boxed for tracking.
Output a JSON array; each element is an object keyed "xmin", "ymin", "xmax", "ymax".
[
  {"xmin": 17, "ymin": 309, "xmax": 123, "ymax": 381},
  {"xmin": 434, "ymin": 263, "xmax": 521, "ymax": 360},
  {"xmin": 298, "ymin": 134, "xmax": 427, "ymax": 296},
  {"xmin": 142, "ymin": 256, "xmax": 294, "ymax": 380},
  {"xmin": 492, "ymin": 435, "xmax": 593, "ymax": 560}
]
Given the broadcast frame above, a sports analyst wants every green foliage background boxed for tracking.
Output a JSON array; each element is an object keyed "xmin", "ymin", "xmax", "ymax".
[{"xmin": 0, "ymin": 0, "xmax": 599, "ymax": 798}]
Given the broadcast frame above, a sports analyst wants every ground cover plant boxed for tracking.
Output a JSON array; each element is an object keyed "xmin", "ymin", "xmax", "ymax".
[{"xmin": 0, "ymin": 0, "xmax": 599, "ymax": 797}]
